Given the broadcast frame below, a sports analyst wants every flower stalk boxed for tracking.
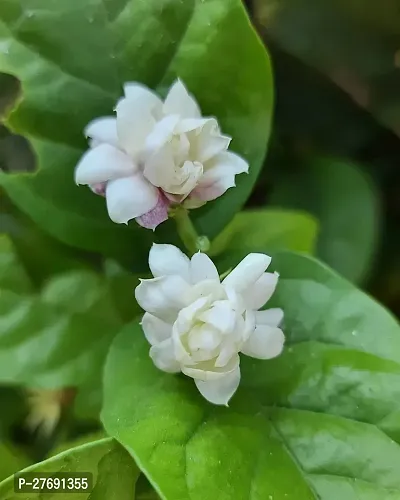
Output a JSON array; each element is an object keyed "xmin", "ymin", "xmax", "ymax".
[{"xmin": 172, "ymin": 207, "xmax": 210, "ymax": 255}]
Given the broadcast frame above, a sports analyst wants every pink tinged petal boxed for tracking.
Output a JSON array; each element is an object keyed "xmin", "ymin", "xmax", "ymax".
[
  {"xmin": 141, "ymin": 312, "xmax": 172, "ymax": 345},
  {"xmin": 148, "ymin": 243, "xmax": 190, "ymax": 281},
  {"xmin": 84, "ymin": 117, "xmax": 118, "ymax": 147},
  {"xmin": 116, "ymin": 97, "xmax": 157, "ymax": 157},
  {"xmin": 190, "ymin": 151, "xmax": 249, "ymax": 202},
  {"xmin": 163, "ymin": 79, "xmax": 201, "ymax": 119},
  {"xmin": 135, "ymin": 276, "xmax": 191, "ymax": 323},
  {"xmin": 241, "ymin": 324, "xmax": 285, "ymax": 360},
  {"xmin": 194, "ymin": 365, "xmax": 241, "ymax": 406},
  {"xmin": 149, "ymin": 338, "xmax": 180, "ymax": 373},
  {"xmin": 190, "ymin": 252, "xmax": 219, "ymax": 283},
  {"xmin": 245, "ymin": 272, "xmax": 279, "ymax": 310},
  {"xmin": 105, "ymin": 174, "xmax": 159, "ymax": 224},
  {"xmin": 135, "ymin": 192, "xmax": 169, "ymax": 230},
  {"xmin": 75, "ymin": 144, "xmax": 137, "ymax": 185},
  {"xmin": 89, "ymin": 182, "xmax": 106, "ymax": 197},
  {"xmin": 123, "ymin": 82, "xmax": 163, "ymax": 115},
  {"xmin": 255, "ymin": 308, "xmax": 284, "ymax": 328},
  {"xmin": 222, "ymin": 254, "xmax": 272, "ymax": 293}
]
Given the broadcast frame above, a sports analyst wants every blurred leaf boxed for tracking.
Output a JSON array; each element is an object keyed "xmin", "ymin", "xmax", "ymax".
[
  {"xmin": 0, "ymin": 73, "xmax": 19, "ymax": 117},
  {"xmin": 50, "ymin": 431, "xmax": 106, "ymax": 457},
  {"xmin": 255, "ymin": 0, "xmax": 400, "ymax": 138},
  {"xmin": 0, "ymin": 0, "xmax": 272, "ymax": 262},
  {"xmin": 0, "ymin": 387, "xmax": 26, "ymax": 438},
  {"xmin": 271, "ymin": 157, "xmax": 380, "ymax": 283},
  {"xmin": 0, "ymin": 442, "xmax": 31, "ymax": 482},
  {"xmin": 0, "ymin": 234, "xmax": 32, "ymax": 293},
  {"xmin": 101, "ymin": 252, "xmax": 400, "ymax": 500},
  {"xmin": 0, "ymin": 438, "xmax": 139, "ymax": 499},
  {"xmin": 0, "ymin": 269, "xmax": 122, "ymax": 388},
  {"xmin": 209, "ymin": 208, "xmax": 318, "ymax": 259}
]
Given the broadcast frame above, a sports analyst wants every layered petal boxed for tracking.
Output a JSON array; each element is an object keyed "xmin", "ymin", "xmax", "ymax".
[
  {"xmin": 241, "ymin": 324, "xmax": 285, "ymax": 360},
  {"xmin": 163, "ymin": 79, "xmax": 201, "ymax": 119},
  {"xmin": 190, "ymin": 252, "xmax": 219, "ymax": 283},
  {"xmin": 106, "ymin": 174, "xmax": 159, "ymax": 223},
  {"xmin": 223, "ymin": 253, "xmax": 271, "ymax": 293},
  {"xmin": 245, "ymin": 272, "xmax": 279, "ymax": 310},
  {"xmin": 135, "ymin": 275, "xmax": 191, "ymax": 323},
  {"xmin": 148, "ymin": 244, "xmax": 191, "ymax": 281},
  {"xmin": 84, "ymin": 117, "xmax": 118, "ymax": 147},
  {"xmin": 145, "ymin": 114, "xmax": 180, "ymax": 153},
  {"xmin": 190, "ymin": 151, "xmax": 249, "ymax": 202},
  {"xmin": 123, "ymin": 82, "xmax": 163, "ymax": 116},
  {"xmin": 141, "ymin": 312, "xmax": 172, "ymax": 345},
  {"xmin": 75, "ymin": 144, "xmax": 137, "ymax": 185},
  {"xmin": 255, "ymin": 308, "xmax": 284, "ymax": 327},
  {"xmin": 187, "ymin": 118, "xmax": 231, "ymax": 163},
  {"xmin": 116, "ymin": 97, "xmax": 157, "ymax": 158},
  {"xmin": 194, "ymin": 365, "xmax": 240, "ymax": 405},
  {"xmin": 150, "ymin": 339, "xmax": 180, "ymax": 373}
]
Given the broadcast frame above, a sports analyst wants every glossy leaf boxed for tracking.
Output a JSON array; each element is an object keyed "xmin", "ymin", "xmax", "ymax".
[
  {"xmin": 0, "ymin": 438, "xmax": 139, "ymax": 499},
  {"xmin": 102, "ymin": 252, "xmax": 400, "ymax": 500},
  {"xmin": 0, "ymin": 269, "xmax": 122, "ymax": 387},
  {"xmin": 0, "ymin": 0, "xmax": 272, "ymax": 256},
  {"xmin": 254, "ymin": 0, "xmax": 400, "ymax": 138},
  {"xmin": 209, "ymin": 208, "xmax": 318, "ymax": 258},
  {"xmin": 271, "ymin": 157, "xmax": 380, "ymax": 283}
]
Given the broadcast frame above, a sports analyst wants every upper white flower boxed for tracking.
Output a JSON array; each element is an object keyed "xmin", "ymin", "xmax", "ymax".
[
  {"xmin": 135, "ymin": 244, "xmax": 285, "ymax": 405},
  {"xmin": 74, "ymin": 79, "xmax": 249, "ymax": 229}
]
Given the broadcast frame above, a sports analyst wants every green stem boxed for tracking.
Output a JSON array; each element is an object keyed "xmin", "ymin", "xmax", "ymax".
[{"xmin": 172, "ymin": 207, "xmax": 210, "ymax": 256}]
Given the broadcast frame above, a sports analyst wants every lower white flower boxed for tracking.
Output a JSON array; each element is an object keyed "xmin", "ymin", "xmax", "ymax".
[{"xmin": 135, "ymin": 244, "xmax": 285, "ymax": 405}]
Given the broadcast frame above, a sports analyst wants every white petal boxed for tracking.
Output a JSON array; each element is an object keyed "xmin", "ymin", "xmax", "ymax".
[
  {"xmin": 255, "ymin": 308, "xmax": 284, "ymax": 327},
  {"xmin": 75, "ymin": 144, "xmax": 137, "ymax": 185},
  {"xmin": 149, "ymin": 244, "xmax": 190, "ymax": 281},
  {"xmin": 189, "ymin": 118, "xmax": 231, "ymax": 163},
  {"xmin": 241, "ymin": 325, "xmax": 285, "ymax": 360},
  {"xmin": 123, "ymin": 82, "xmax": 163, "ymax": 115},
  {"xmin": 222, "ymin": 254, "xmax": 272, "ymax": 293},
  {"xmin": 143, "ymin": 144, "xmax": 176, "ymax": 188},
  {"xmin": 190, "ymin": 253, "xmax": 219, "ymax": 283},
  {"xmin": 150, "ymin": 338, "xmax": 180, "ymax": 373},
  {"xmin": 194, "ymin": 366, "xmax": 240, "ymax": 405},
  {"xmin": 84, "ymin": 117, "xmax": 118, "ymax": 147},
  {"xmin": 191, "ymin": 151, "xmax": 249, "ymax": 202},
  {"xmin": 116, "ymin": 97, "xmax": 157, "ymax": 157},
  {"xmin": 145, "ymin": 114, "xmax": 180, "ymax": 153},
  {"xmin": 141, "ymin": 312, "xmax": 172, "ymax": 345},
  {"xmin": 106, "ymin": 175, "xmax": 159, "ymax": 223},
  {"xmin": 135, "ymin": 276, "xmax": 191, "ymax": 323},
  {"xmin": 245, "ymin": 272, "xmax": 279, "ymax": 310},
  {"xmin": 163, "ymin": 79, "xmax": 201, "ymax": 119},
  {"xmin": 198, "ymin": 302, "xmax": 236, "ymax": 334}
]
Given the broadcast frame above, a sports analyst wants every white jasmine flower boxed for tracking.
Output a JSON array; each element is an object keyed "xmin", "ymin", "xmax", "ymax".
[
  {"xmin": 75, "ymin": 80, "xmax": 248, "ymax": 229},
  {"xmin": 135, "ymin": 244, "xmax": 284, "ymax": 405}
]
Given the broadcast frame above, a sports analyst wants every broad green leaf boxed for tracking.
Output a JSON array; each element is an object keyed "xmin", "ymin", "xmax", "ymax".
[
  {"xmin": 0, "ymin": 0, "xmax": 272, "ymax": 255},
  {"xmin": 0, "ymin": 438, "xmax": 139, "ymax": 499},
  {"xmin": 254, "ymin": 0, "xmax": 400, "ymax": 138},
  {"xmin": 0, "ymin": 442, "xmax": 31, "ymax": 482},
  {"xmin": 0, "ymin": 270, "xmax": 122, "ymax": 387},
  {"xmin": 0, "ymin": 234, "xmax": 32, "ymax": 293},
  {"xmin": 271, "ymin": 157, "xmax": 380, "ymax": 283},
  {"xmin": 209, "ymin": 208, "xmax": 318, "ymax": 258},
  {"xmin": 102, "ymin": 252, "xmax": 400, "ymax": 500},
  {"xmin": 50, "ymin": 432, "xmax": 107, "ymax": 457}
]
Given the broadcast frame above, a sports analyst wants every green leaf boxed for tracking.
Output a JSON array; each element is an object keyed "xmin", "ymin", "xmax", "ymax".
[
  {"xmin": 0, "ymin": 234, "xmax": 32, "ymax": 293},
  {"xmin": 0, "ymin": 0, "xmax": 272, "ymax": 255},
  {"xmin": 0, "ymin": 270, "xmax": 122, "ymax": 387},
  {"xmin": 0, "ymin": 438, "xmax": 139, "ymax": 499},
  {"xmin": 209, "ymin": 208, "xmax": 318, "ymax": 258},
  {"xmin": 271, "ymin": 157, "xmax": 380, "ymax": 283},
  {"xmin": 254, "ymin": 0, "xmax": 400, "ymax": 139},
  {"xmin": 0, "ymin": 442, "xmax": 31, "ymax": 482},
  {"xmin": 101, "ymin": 252, "xmax": 400, "ymax": 500}
]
